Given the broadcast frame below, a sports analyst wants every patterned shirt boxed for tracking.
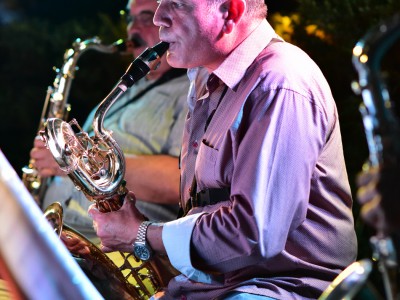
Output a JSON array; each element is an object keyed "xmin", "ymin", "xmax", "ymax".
[
  {"xmin": 43, "ymin": 73, "xmax": 189, "ymax": 240},
  {"xmin": 161, "ymin": 19, "xmax": 357, "ymax": 299}
]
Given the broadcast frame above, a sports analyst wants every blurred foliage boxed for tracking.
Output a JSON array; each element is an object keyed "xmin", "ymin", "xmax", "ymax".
[{"xmin": 293, "ymin": 0, "xmax": 400, "ymax": 50}]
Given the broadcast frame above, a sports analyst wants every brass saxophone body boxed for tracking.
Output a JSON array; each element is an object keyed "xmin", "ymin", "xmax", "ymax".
[
  {"xmin": 352, "ymin": 14, "xmax": 400, "ymax": 300},
  {"xmin": 22, "ymin": 36, "xmax": 125, "ymax": 205},
  {"xmin": 41, "ymin": 41, "xmax": 175, "ymax": 299}
]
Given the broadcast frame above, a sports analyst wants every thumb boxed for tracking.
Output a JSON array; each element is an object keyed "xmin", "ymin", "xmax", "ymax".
[{"xmin": 87, "ymin": 204, "xmax": 100, "ymax": 219}]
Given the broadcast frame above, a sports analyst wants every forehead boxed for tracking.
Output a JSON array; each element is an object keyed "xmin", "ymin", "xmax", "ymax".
[{"xmin": 128, "ymin": 0, "xmax": 158, "ymax": 11}]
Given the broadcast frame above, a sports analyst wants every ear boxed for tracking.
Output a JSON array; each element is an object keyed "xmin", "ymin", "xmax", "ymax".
[{"xmin": 222, "ymin": 0, "xmax": 246, "ymax": 34}]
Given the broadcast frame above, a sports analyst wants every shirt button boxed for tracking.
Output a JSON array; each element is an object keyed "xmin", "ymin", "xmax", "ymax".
[
  {"xmin": 192, "ymin": 140, "xmax": 198, "ymax": 148},
  {"xmin": 180, "ymin": 295, "xmax": 187, "ymax": 300}
]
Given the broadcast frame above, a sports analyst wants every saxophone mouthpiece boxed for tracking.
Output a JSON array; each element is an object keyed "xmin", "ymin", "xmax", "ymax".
[
  {"xmin": 122, "ymin": 41, "xmax": 169, "ymax": 87},
  {"xmin": 152, "ymin": 41, "xmax": 169, "ymax": 57}
]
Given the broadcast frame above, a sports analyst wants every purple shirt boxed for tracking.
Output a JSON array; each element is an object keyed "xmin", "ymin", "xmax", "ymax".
[{"xmin": 161, "ymin": 19, "xmax": 357, "ymax": 300}]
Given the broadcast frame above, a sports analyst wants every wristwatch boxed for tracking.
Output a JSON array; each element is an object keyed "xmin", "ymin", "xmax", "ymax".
[{"xmin": 133, "ymin": 221, "xmax": 153, "ymax": 261}]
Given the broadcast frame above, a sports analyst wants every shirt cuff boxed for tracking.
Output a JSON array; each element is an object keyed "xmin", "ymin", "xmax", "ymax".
[{"xmin": 162, "ymin": 212, "xmax": 215, "ymax": 283}]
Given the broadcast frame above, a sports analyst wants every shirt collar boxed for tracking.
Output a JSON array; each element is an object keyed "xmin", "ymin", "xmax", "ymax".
[
  {"xmin": 186, "ymin": 67, "xmax": 209, "ymax": 111},
  {"xmin": 214, "ymin": 19, "xmax": 280, "ymax": 90},
  {"xmin": 187, "ymin": 20, "xmax": 280, "ymax": 100}
]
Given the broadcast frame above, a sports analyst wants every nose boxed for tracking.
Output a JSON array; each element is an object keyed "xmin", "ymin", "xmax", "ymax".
[
  {"xmin": 154, "ymin": 1, "xmax": 170, "ymax": 28},
  {"xmin": 126, "ymin": 20, "xmax": 135, "ymax": 36}
]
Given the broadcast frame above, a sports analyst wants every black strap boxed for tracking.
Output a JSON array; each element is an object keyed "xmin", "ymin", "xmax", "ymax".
[
  {"xmin": 105, "ymin": 68, "xmax": 187, "ymax": 120},
  {"xmin": 178, "ymin": 184, "xmax": 231, "ymax": 218}
]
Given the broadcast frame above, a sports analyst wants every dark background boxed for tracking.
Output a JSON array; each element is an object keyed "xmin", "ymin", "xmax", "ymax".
[{"xmin": 0, "ymin": 0, "xmax": 399, "ymax": 297}]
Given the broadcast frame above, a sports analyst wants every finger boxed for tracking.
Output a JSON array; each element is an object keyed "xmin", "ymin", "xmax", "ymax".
[
  {"xmin": 88, "ymin": 204, "xmax": 100, "ymax": 219},
  {"xmin": 33, "ymin": 136, "xmax": 46, "ymax": 147},
  {"xmin": 360, "ymin": 194, "xmax": 385, "ymax": 229},
  {"xmin": 356, "ymin": 164, "xmax": 380, "ymax": 187},
  {"xmin": 357, "ymin": 180, "xmax": 379, "ymax": 205},
  {"xmin": 101, "ymin": 243, "xmax": 132, "ymax": 253},
  {"xmin": 37, "ymin": 167, "xmax": 57, "ymax": 178},
  {"xmin": 29, "ymin": 147, "xmax": 41, "ymax": 159},
  {"xmin": 30, "ymin": 148, "xmax": 51, "ymax": 161},
  {"xmin": 100, "ymin": 244, "xmax": 115, "ymax": 253}
]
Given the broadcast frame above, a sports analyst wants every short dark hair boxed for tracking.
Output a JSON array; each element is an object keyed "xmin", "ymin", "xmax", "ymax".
[{"xmin": 247, "ymin": 0, "xmax": 268, "ymax": 19}]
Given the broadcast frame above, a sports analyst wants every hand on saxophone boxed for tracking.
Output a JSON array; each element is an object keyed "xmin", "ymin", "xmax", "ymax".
[
  {"xmin": 356, "ymin": 165, "xmax": 386, "ymax": 233},
  {"xmin": 30, "ymin": 136, "xmax": 67, "ymax": 177},
  {"xmin": 89, "ymin": 191, "xmax": 146, "ymax": 253},
  {"xmin": 60, "ymin": 232, "xmax": 91, "ymax": 257},
  {"xmin": 356, "ymin": 163, "xmax": 400, "ymax": 234}
]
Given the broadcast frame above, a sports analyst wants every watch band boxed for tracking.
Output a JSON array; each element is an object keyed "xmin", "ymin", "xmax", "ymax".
[
  {"xmin": 133, "ymin": 221, "xmax": 153, "ymax": 261},
  {"xmin": 136, "ymin": 221, "xmax": 153, "ymax": 244}
]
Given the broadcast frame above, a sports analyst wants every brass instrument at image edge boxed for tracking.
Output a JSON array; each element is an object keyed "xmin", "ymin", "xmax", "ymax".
[
  {"xmin": 41, "ymin": 41, "xmax": 176, "ymax": 300},
  {"xmin": 22, "ymin": 36, "xmax": 125, "ymax": 205},
  {"xmin": 319, "ymin": 14, "xmax": 400, "ymax": 300}
]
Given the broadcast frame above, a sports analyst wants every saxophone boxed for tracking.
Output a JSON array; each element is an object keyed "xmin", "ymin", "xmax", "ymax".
[
  {"xmin": 22, "ymin": 36, "xmax": 125, "ymax": 206},
  {"xmin": 353, "ymin": 14, "xmax": 400, "ymax": 300},
  {"xmin": 41, "ymin": 41, "xmax": 176, "ymax": 299},
  {"xmin": 320, "ymin": 14, "xmax": 400, "ymax": 300}
]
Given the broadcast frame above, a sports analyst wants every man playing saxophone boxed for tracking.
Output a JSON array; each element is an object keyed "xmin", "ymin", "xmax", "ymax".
[
  {"xmin": 89, "ymin": 0, "xmax": 358, "ymax": 298},
  {"xmin": 29, "ymin": 0, "xmax": 189, "ymax": 241}
]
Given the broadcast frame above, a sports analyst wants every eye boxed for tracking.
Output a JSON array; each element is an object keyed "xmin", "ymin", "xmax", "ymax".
[
  {"xmin": 126, "ymin": 14, "xmax": 133, "ymax": 24},
  {"xmin": 126, "ymin": 11, "xmax": 155, "ymax": 27},
  {"xmin": 171, "ymin": 1, "xmax": 185, "ymax": 9}
]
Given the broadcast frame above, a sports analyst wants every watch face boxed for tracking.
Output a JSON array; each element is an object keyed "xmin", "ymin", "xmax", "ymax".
[{"xmin": 134, "ymin": 244, "xmax": 151, "ymax": 261}]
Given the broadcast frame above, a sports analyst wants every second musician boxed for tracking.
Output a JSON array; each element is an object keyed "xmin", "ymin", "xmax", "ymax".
[{"xmin": 29, "ymin": 0, "xmax": 190, "ymax": 241}]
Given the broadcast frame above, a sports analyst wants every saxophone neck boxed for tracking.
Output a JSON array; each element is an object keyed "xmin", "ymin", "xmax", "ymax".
[
  {"xmin": 93, "ymin": 41, "xmax": 169, "ymax": 138},
  {"xmin": 352, "ymin": 14, "xmax": 400, "ymax": 167}
]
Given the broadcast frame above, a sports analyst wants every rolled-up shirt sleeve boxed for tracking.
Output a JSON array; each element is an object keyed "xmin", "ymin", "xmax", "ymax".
[{"xmin": 163, "ymin": 212, "xmax": 219, "ymax": 283}]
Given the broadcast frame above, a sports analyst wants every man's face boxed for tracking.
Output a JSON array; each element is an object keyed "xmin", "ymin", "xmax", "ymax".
[
  {"xmin": 154, "ymin": 0, "xmax": 226, "ymax": 71},
  {"xmin": 126, "ymin": 0, "xmax": 171, "ymax": 77}
]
